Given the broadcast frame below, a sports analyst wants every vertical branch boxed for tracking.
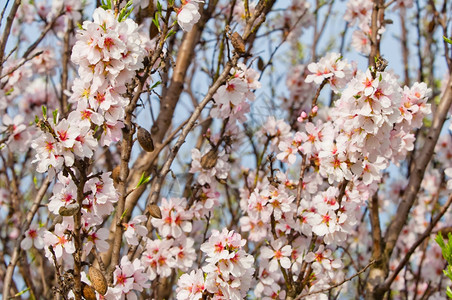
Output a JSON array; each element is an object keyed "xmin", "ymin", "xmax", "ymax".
[
  {"xmin": 384, "ymin": 75, "xmax": 452, "ymax": 263},
  {"xmin": 72, "ymin": 162, "xmax": 87, "ymax": 300},
  {"xmin": 415, "ymin": 0, "xmax": 424, "ymax": 82},
  {"xmin": 368, "ymin": 0, "xmax": 385, "ymax": 68},
  {"xmin": 0, "ymin": 0, "xmax": 20, "ymax": 76},
  {"xmin": 60, "ymin": 19, "xmax": 73, "ymax": 116},
  {"xmin": 400, "ymin": 9, "xmax": 410, "ymax": 86},
  {"xmin": 2, "ymin": 177, "xmax": 50, "ymax": 299},
  {"xmin": 109, "ymin": 79, "xmax": 144, "ymax": 276}
]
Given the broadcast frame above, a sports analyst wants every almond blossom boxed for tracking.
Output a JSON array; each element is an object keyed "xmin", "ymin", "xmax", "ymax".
[
  {"xmin": 123, "ymin": 215, "xmax": 148, "ymax": 246},
  {"xmin": 177, "ymin": 0, "xmax": 204, "ymax": 32},
  {"xmin": 260, "ymin": 238, "xmax": 292, "ymax": 272},
  {"xmin": 21, "ymin": 224, "xmax": 45, "ymax": 250},
  {"xmin": 151, "ymin": 197, "xmax": 192, "ymax": 238},
  {"xmin": 176, "ymin": 269, "xmax": 206, "ymax": 300}
]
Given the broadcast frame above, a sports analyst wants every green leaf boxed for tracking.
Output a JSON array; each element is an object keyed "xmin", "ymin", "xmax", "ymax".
[
  {"xmin": 5, "ymin": 87, "xmax": 14, "ymax": 95},
  {"xmin": 150, "ymin": 81, "xmax": 162, "ymax": 90},
  {"xmin": 100, "ymin": 0, "xmax": 110, "ymax": 9},
  {"xmin": 136, "ymin": 172, "xmax": 151, "ymax": 188},
  {"xmin": 14, "ymin": 288, "xmax": 30, "ymax": 297},
  {"xmin": 118, "ymin": 0, "xmax": 134, "ymax": 22},
  {"xmin": 33, "ymin": 176, "xmax": 38, "ymax": 189},
  {"xmin": 120, "ymin": 208, "xmax": 128, "ymax": 220},
  {"xmin": 422, "ymin": 117, "xmax": 432, "ymax": 128},
  {"xmin": 444, "ymin": 36, "xmax": 452, "ymax": 45},
  {"xmin": 166, "ymin": 29, "xmax": 176, "ymax": 39},
  {"xmin": 152, "ymin": 13, "xmax": 160, "ymax": 32},
  {"xmin": 41, "ymin": 105, "xmax": 47, "ymax": 119},
  {"xmin": 157, "ymin": 1, "xmax": 162, "ymax": 14},
  {"xmin": 447, "ymin": 286, "xmax": 452, "ymax": 299},
  {"xmin": 53, "ymin": 109, "xmax": 59, "ymax": 125}
]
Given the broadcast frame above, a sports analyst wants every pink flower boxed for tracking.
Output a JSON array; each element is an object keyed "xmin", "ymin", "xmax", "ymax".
[
  {"xmin": 171, "ymin": 237, "xmax": 196, "ymax": 271},
  {"xmin": 177, "ymin": 1, "xmax": 204, "ymax": 32},
  {"xmin": 176, "ymin": 269, "xmax": 206, "ymax": 300},
  {"xmin": 84, "ymin": 227, "xmax": 109, "ymax": 255},
  {"xmin": 1, "ymin": 114, "xmax": 32, "ymax": 152},
  {"xmin": 151, "ymin": 198, "xmax": 193, "ymax": 238},
  {"xmin": 260, "ymin": 238, "xmax": 292, "ymax": 272},
  {"xmin": 141, "ymin": 238, "xmax": 175, "ymax": 280},
  {"xmin": 21, "ymin": 224, "xmax": 45, "ymax": 250},
  {"xmin": 111, "ymin": 256, "xmax": 149, "ymax": 298},
  {"xmin": 123, "ymin": 215, "xmax": 148, "ymax": 246},
  {"xmin": 43, "ymin": 223, "xmax": 75, "ymax": 259},
  {"xmin": 48, "ymin": 173, "xmax": 78, "ymax": 214}
]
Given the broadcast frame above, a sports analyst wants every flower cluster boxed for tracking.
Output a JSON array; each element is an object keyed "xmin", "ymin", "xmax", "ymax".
[
  {"xmin": 305, "ymin": 53, "xmax": 355, "ymax": 93},
  {"xmin": 343, "ymin": 0, "xmax": 373, "ymax": 55},
  {"xmin": 70, "ymin": 7, "xmax": 147, "ymax": 146},
  {"xmin": 106, "ymin": 256, "xmax": 150, "ymax": 299},
  {"xmin": 210, "ymin": 63, "xmax": 261, "ymax": 122},
  {"xmin": 190, "ymin": 147, "xmax": 230, "ymax": 185},
  {"xmin": 177, "ymin": 229, "xmax": 255, "ymax": 300}
]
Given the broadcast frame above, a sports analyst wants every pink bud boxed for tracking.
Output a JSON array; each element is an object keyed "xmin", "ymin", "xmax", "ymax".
[
  {"xmin": 312, "ymin": 106, "xmax": 318, "ymax": 113},
  {"xmin": 297, "ymin": 111, "xmax": 307, "ymax": 122}
]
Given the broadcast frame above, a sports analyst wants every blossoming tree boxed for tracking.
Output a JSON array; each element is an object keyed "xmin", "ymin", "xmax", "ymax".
[{"xmin": 0, "ymin": 0, "xmax": 452, "ymax": 299}]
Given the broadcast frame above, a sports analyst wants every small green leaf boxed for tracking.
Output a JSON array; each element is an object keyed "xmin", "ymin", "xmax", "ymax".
[
  {"xmin": 444, "ymin": 36, "xmax": 452, "ymax": 45},
  {"xmin": 157, "ymin": 1, "xmax": 162, "ymax": 14},
  {"xmin": 120, "ymin": 208, "xmax": 128, "ymax": 220},
  {"xmin": 15, "ymin": 288, "xmax": 30, "ymax": 297},
  {"xmin": 422, "ymin": 117, "xmax": 431, "ymax": 128},
  {"xmin": 5, "ymin": 87, "xmax": 14, "ymax": 95},
  {"xmin": 150, "ymin": 81, "xmax": 162, "ymax": 90},
  {"xmin": 53, "ymin": 109, "xmax": 59, "ymax": 125},
  {"xmin": 166, "ymin": 29, "xmax": 176, "ymax": 39},
  {"xmin": 41, "ymin": 105, "xmax": 47, "ymax": 119},
  {"xmin": 447, "ymin": 286, "xmax": 452, "ymax": 299},
  {"xmin": 118, "ymin": 0, "xmax": 134, "ymax": 22},
  {"xmin": 136, "ymin": 172, "xmax": 151, "ymax": 188},
  {"xmin": 152, "ymin": 14, "xmax": 160, "ymax": 31},
  {"xmin": 33, "ymin": 176, "xmax": 38, "ymax": 188}
]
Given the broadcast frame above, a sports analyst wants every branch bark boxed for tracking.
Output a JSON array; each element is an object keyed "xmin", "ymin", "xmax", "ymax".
[{"xmin": 2, "ymin": 177, "xmax": 50, "ymax": 299}]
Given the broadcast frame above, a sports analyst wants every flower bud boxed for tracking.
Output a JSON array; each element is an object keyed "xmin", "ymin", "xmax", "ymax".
[{"xmin": 137, "ymin": 126, "xmax": 154, "ymax": 152}]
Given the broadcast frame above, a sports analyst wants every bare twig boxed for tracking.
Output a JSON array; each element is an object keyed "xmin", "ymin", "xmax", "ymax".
[
  {"xmin": 2, "ymin": 177, "xmax": 50, "ymax": 299},
  {"xmin": 296, "ymin": 260, "xmax": 376, "ymax": 299}
]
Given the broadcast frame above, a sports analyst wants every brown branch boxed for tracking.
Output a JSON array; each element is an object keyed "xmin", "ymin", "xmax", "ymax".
[
  {"xmin": 60, "ymin": 20, "xmax": 73, "ymax": 116},
  {"xmin": 368, "ymin": 0, "xmax": 385, "ymax": 68},
  {"xmin": 384, "ymin": 75, "xmax": 452, "ymax": 262},
  {"xmin": 2, "ymin": 177, "xmax": 50, "ymax": 299},
  {"xmin": 380, "ymin": 193, "xmax": 452, "ymax": 292},
  {"xmin": 0, "ymin": 0, "xmax": 20, "ymax": 77},
  {"xmin": 22, "ymin": 9, "xmax": 64, "ymax": 59},
  {"xmin": 145, "ymin": 56, "xmax": 239, "ymax": 227},
  {"xmin": 369, "ymin": 191, "xmax": 383, "ymax": 263},
  {"xmin": 296, "ymin": 260, "xmax": 376, "ymax": 299}
]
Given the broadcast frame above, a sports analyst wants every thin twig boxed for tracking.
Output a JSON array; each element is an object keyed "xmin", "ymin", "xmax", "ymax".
[{"xmin": 296, "ymin": 260, "xmax": 376, "ymax": 299}]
